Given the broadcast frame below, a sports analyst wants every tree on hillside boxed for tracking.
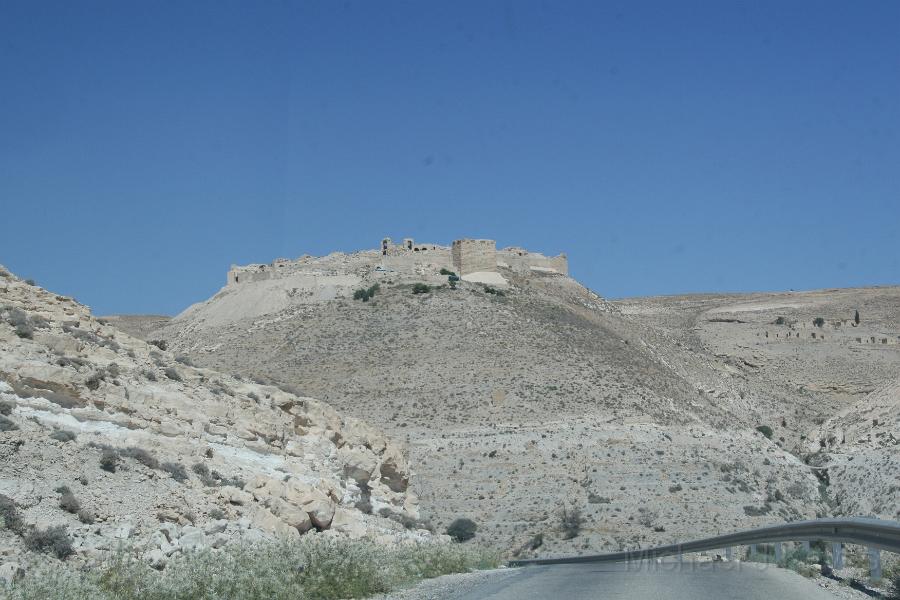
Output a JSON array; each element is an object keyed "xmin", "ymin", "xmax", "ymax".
[{"xmin": 854, "ymin": 310, "xmax": 860, "ymax": 325}]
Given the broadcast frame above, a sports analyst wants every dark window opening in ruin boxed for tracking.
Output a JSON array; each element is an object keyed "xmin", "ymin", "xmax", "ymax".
[
  {"xmin": 382, "ymin": 250, "xmax": 387, "ymax": 256},
  {"xmin": 235, "ymin": 276, "xmax": 239, "ymax": 283},
  {"xmin": 407, "ymin": 241, "xmax": 412, "ymax": 249}
]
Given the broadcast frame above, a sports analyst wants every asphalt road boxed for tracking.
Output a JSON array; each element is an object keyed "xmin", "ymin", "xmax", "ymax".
[{"xmin": 449, "ymin": 561, "xmax": 843, "ymax": 600}]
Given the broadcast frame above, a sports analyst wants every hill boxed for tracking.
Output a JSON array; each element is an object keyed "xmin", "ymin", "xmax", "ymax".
[{"xmin": 126, "ymin": 243, "xmax": 900, "ymax": 556}]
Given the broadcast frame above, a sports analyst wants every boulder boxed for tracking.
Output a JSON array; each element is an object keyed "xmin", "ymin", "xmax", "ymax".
[
  {"xmin": 178, "ymin": 526, "xmax": 206, "ymax": 551},
  {"xmin": 222, "ymin": 486, "xmax": 253, "ymax": 506},
  {"xmin": 339, "ymin": 446, "xmax": 378, "ymax": 484},
  {"xmin": 250, "ymin": 507, "xmax": 299, "ymax": 539},
  {"xmin": 0, "ymin": 563, "xmax": 24, "ymax": 585},
  {"xmin": 143, "ymin": 548, "xmax": 167, "ymax": 570},
  {"xmin": 378, "ymin": 446, "xmax": 410, "ymax": 493},
  {"xmin": 269, "ymin": 498, "xmax": 313, "ymax": 533},
  {"xmin": 329, "ymin": 508, "xmax": 368, "ymax": 538}
]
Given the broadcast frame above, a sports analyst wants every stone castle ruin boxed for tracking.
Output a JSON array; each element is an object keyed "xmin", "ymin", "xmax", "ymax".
[{"xmin": 226, "ymin": 236, "xmax": 567, "ymax": 288}]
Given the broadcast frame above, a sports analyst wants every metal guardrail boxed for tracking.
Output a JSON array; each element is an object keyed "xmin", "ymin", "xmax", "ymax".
[{"xmin": 508, "ymin": 517, "xmax": 900, "ymax": 576}]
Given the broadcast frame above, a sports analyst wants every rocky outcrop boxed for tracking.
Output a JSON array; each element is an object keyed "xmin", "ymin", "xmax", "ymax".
[{"xmin": 0, "ymin": 265, "xmax": 422, "ymax": 570}]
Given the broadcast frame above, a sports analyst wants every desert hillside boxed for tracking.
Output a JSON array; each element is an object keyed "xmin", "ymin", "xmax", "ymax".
[
  {"xmin": 0, "ymin": 264, "xmax": 425, "ymax": 575},
  {"xmin": 121, "ymin": 243, "xmax": 900, "ymax": 557}
]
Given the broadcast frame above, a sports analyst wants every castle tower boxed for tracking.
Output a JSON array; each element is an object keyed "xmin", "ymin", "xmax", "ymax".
[{"xmin": 451, "ymin": 239, "xmax": 497, "ymax": 275}]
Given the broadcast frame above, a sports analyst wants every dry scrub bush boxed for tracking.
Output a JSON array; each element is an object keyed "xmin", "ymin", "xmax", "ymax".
[{"xmin": 0, "ymin": 537, "xmax": 500, "ymax": 600}]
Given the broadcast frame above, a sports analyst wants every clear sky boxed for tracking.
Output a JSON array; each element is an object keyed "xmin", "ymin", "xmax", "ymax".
[{"xmin": 2, "ymin": 1, "xmax": 898, "ymax": 315}]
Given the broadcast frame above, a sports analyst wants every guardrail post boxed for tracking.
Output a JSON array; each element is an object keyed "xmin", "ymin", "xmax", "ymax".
[
  {"xmin": 868, "ymin": 548, "xmax": 881, "ymax": 582},
  {"xmin": 774, "ymin": 542, "xmax": 783, "ymax": 563},
  {"xmin": 831, "ymin": 543, "xmax": 843, "ymax": 569},
  {"xmin": 725, "ymin": 547, "xmax": 733, "ymax": 561}
]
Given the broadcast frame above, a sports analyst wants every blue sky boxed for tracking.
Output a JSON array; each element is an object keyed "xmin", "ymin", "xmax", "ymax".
[{"xmin": 1, "ymin": 1, "xmax": 898, "ymax": 315}]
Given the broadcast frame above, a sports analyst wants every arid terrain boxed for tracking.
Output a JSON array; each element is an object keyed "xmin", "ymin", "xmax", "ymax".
[
  {"xmin": 106, "ymin": 244, "xmax": 900, "ymax": 559},
  {"xmin": 0, "ymin": 263, "xmax": 428, "ymax": 580}
]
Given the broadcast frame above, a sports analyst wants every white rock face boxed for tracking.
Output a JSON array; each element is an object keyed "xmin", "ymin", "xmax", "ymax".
[{"xmin": 0, "ymin": 265, "xmax": 428, "ymax": 568}]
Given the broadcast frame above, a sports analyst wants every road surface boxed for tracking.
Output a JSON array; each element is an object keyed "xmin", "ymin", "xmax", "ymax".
[{"xmin": 442, "ymin": 561, "xmax": 845, "ymax": 600}]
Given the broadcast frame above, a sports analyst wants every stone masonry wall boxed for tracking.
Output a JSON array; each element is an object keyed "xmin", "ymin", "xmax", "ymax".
[{"xmin": 451, "ymin": 239, "xmax": 497, "ymax": 276}]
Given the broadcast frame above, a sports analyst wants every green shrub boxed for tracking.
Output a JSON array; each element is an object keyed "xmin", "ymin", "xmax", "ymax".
[
  {"xmin": 756, "ymin": 425, "xmax": 774, "ymax": 439},
  {"xmin": 439, "ymin": 268, "xmax": 457, "ymax": 276},
  {"xmin": 192, "ymin": 462, "xmax": 217, "ymax": 486},
  {"xmin": 0, "ymin": 414, "xmax": 18, "ymax": 432},
  {"xmin": 854, "ymin": 310, "xmax": 860, "ymax": 325},
  {"xmin": 774, "ymin": 316, "xmax": 786, "ymax": 325},
  {"xmin": 161, "ymin": 462, "xmax": 188, "ymax": 483},
  {"xmin": 50, "ymin": 430, "xmax": 77, "ymax": 443},
  {"xmin": 121, "ymin": 447, "xmax": 159, "ymax": 470},
  {"xmin": 483, "ymin": 286, "xmax": 505, "ymax": 296},
  {"xmin": 560, "ymin": 507, "xmax": 584, "ymax": 539},
  {"xmin": 85, "ymin": 372, "xmax": 103, "ymax": 391},
  {"xmin": 78, "ymin": 509, "xmax": 95, "ymax": 524},
  {"xmin": 412, "ymin": 283, "xmax": 430, "ymax": 295},
  {"xmin": 813, "ymin": 317, "xmax": 825, "ymax": 328},
  {"xmin": 59, "ymin": 491, "xmax": 81, "ymax": 514},
  {"xmin": 174, "ymin": 355, "xmax": 194, "ymax": 366},
  {"xmin": 99, "ymin": 448, "xmax": 118, "ymax": 473},
  {"xmin": 0, "ymin": 400, "xmax": 12, "ymax": 416},
  {"xmin": 148, "ymin": 339, "xmax": 167, "ymax": 351},
  {"xmin": 1, "ymin": 537, "xmax": 499, "ymax": 599},
  {"xmin": 353, "ymin": 284, "xmax": 380, "ymax": 302},
  {"xmin": 24, "ymin": 525, "xmax": 74, "ymax": 559},
  {"xmin": 164, "ymin": 367, "xmax": 182, "ymax": 382},
  {"xmin": 0, "ymin": 494, "xmax": 24, "ymax": 533},
  {"xmin": 446, "ymin": 518, "xmax": 477, "ymax": 542}
]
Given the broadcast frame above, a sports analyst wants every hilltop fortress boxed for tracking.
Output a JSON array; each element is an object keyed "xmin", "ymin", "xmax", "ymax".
[{"xmin": 226, "ymin": 237, "xmax": 567, "ymax": 288}]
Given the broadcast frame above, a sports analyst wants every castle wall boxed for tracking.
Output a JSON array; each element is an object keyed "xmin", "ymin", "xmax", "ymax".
[
  {"xmin": 451, "ymin": 239, "xmax": 497, "ymax": 275},
  {"xmin": 498, "ymin": 248, "xmax": 568, "ymax": 275}
]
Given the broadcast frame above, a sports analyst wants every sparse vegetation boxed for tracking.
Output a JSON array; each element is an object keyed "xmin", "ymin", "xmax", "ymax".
[
  {"xmin": 813, "ymin": 317, "xmax": 826, "ymax": 328},
  {"xmin": 353, "ymin": 284, "xmax": 380, "ymax": 302},
  {"xmin": 743, "ymin": 504, "xmax": 772, "ymax": 516},
  {"xmin": 483, "ymin": 286, "xmax": 505, "ymax": 296},
  {"xmin": 192, "ymin": 462, "xmax": 218, "ymax": 486},
  {"xmin": 559, "ymin": 507, "xmax": 584, "ymax": 539},
  {"xmin": 0, "ymin": 494, "xmax": 24, "ymax": 533},
  {"xmin": 121, "ymin": 447, "xmax": 160, "ymax": 470},
  {"xmin": 756, "ymin": 424, "xmax": 774, "ymax": 439},
  {"xmin": 0, "ymin": 400, "xmax": 12, "ymax": 416},
  {"xmin": 587, "ymin": 493, "xmax": 611, "ymax": 504},
  {"xmin": 439, "ymin": 268, "xmax": 456, "ymax": 276},
  {"xmin": 164, "ymin": 367, "xmax": 182, "ymax": 381},
  {"xmin": 58, "ymin": 490, "xmax": 81, "ymax": 514},
  {"xmin": 446, "ymin": 517, "xmax": 477, "ymax": 542},
  {"xmin": 0, "ymin": 538, "xmax": 499, "ymax": 599},
  {"xmin": 23, "ymin": 525, "xmax": 74, "ymax": 559},
  {"xmin": 99, "ymin": 448, "xmax": 119, "ymax": 473},
  {"xmin": 411, "ymin": 283, "xmax": 430, "ymax": 295},
  {"xmin": 774, "ymin": 316, "xmax": 786, "ymax": 325},
  {"xmin": 85, "ymin": 372, "xmax": 103, "ymax": 391},
  {"xmin": 148, "ymin": 339, "xmax": 167, "ymax": 351},
  {"xmin": 50, "ymin": 430, "xmax": 77, "ymax": 443},
  {"xmin": 0, "ymin": 414, "xmax": 18, "ymax": 432},
  {"xmin": 161, "ymin": 462, "xmax": 189, "ymax": 483}
]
